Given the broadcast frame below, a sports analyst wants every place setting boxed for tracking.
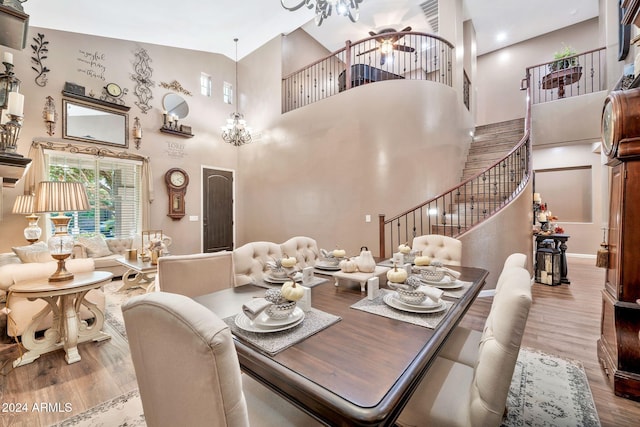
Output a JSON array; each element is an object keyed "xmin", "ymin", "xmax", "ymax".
[
  {"xmin": 350, "ymin": 265, "xmax": 453, "ymax": 329},
  {"xmin": 222, "ymin": 280, "xmax": 341, "ymax": 356},
  {"xmin": 258, "ymin": 258, "xmax": 328, "ymax": 288}
]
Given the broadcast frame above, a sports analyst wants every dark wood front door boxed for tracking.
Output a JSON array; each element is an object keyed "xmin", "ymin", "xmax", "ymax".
[{"xmin": 202, "ymin": 168, "xmax": 233, "ymax": 252}]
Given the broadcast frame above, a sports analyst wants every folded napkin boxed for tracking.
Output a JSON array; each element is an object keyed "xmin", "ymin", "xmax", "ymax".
[
  {"xmin": 418, "ymin": 285, "xmax": 444, "ymax": 302},
  {"xmin": 441, "ymin": 266, "xmax": 461, "ymax": 279},
  {"xmin": 242, "ymin": 298, "xmax": 273, "ymax": 321},
  {"xmin": 292, "ymin": 272, "xmax": 303, "ymax": 282}
]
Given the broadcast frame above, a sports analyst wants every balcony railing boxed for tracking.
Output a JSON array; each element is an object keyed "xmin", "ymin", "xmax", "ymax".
[
  {"xmin": 525, "ymin": 47, "xmax": 606, "ymax": 104},
  {"xmin": 282, "ymin": 32, "xmax": 454, "ymax": 113}
]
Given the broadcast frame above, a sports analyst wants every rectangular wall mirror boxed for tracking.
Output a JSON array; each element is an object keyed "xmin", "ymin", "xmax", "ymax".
[{"xmin": 62, "ymin": 99, "xmax": 129, "ymax": 148}]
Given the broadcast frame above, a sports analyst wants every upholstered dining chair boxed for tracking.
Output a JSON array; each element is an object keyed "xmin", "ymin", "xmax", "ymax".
[
  {"xmin": 411, "ymin": 235, "xmax": 462, "ymax": 266},
  {"xmin": 122, "ymin": 292, "xmax": 321, "ymax": 427},
  {"xmin": 396, "ymin": 267, "xmax": 532, "ymax": 427},
  {"xmin": 280, "ymin": 236, "xmax": 320, "ymax": 269},
  {"xmin": 233, "ymin": 241, "xmax": 283, "ymax": 286},
  {"xmin": 155, "ymin": 251, "xmax": 235, "ymax": 298},
  {"xmin": 439, "ymin": 254, "xmax": 529, "ymax": 367}
]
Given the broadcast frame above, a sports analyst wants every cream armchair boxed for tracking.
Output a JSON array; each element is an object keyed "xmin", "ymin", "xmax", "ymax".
[
  {"xmin": 280, "ymin": 236, "xmax": 320, "ymax": 269},
  {"xmin": 411, "ymin": 235, "xmax": 462, "ymax": 266},
  {"xmin": 397, "ymin": 267, "xmax": 532, "ymax": 427},
  {"xmin": 233, "ymin": 241, "xmax": 283, "ymax": 286},
  {"xmin": 156, "ymin": 251, "xmax": 235, "ymax": 297},
  {"xmin": 122, "ymin": 292, "xmax": 320, "ymax": 427},
  {"xmin": 1, "ymin": 258, "xmax": 103, "ymax": 337}
]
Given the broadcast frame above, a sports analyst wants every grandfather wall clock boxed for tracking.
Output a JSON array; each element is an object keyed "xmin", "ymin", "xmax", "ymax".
[
  {"xmin": 598, "ymin": 87, "xmax": 640, "ymax": 401},
  {"xmin": 165, "ymin": 168, "xmax": 189, "ymax": 220}
]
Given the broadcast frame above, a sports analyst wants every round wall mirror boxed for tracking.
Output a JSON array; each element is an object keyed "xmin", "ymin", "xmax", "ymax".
[{"xmin": 163, "ymin": 93, "xmax": 189, "ymax": 119}]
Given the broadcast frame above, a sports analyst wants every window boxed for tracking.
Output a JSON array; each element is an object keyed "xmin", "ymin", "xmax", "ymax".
[
  {"xmin": 200, "ymin": 72, "xmax": 212, "ymax": 97},
  {"xmin": 46, "ymin": 152, "xmax": 142, "ymax": 238},
  {"xmin": 223, "ymin": 81, "xmax": 233, "ymax": 104}
]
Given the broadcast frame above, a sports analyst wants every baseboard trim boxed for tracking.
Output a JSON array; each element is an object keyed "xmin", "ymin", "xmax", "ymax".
[{"xmin": 567, "ymin": 253, "xmax": 596, "ymax": 259}]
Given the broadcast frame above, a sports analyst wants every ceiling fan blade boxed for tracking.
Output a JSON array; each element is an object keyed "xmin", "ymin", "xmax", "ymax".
[
  {"xmin": 357, "ymin": 47, "xmax": 379, "ymax": 56},
  {"xmin": 401, "ymin": 26, "xmax": 412, "ymax": 32},
  {"xmin": 393, "ymin": 45, "xmax": 416, "ymax": 53},
  {"xmin": 369, "ymin": 31, "xmax": 378, "ymax": 37}
]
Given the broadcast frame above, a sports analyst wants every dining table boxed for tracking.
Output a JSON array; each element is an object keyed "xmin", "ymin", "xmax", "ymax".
[{"xmin": 194, "ymin": 265, "xmax": 489, "ymax": 426}]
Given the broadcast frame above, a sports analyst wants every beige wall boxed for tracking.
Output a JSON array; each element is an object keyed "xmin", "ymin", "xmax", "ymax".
[{"xmin": 476, "ymin": 19, "xmax": 600, "ymax": 126}]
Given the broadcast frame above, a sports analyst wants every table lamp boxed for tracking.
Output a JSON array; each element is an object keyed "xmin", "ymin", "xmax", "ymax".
[
  {"xmin": 34, "ymin": 181, "xmax": 90, "ymax": 282},
  {"xmin": 12, "ymin": 194, "xmax": 41, "ymax": 243}
]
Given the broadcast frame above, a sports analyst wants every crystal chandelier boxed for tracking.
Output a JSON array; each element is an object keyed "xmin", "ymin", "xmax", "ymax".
[
  {"xmin": 221, "ymin": 38, "xmax": 252, "ymax": 147},
  {"xmin": 281, "ymin": 0, "xmax": 363, "ymax": 26}
]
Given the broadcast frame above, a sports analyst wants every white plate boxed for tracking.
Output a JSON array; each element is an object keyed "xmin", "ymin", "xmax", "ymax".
[
  {"xmin": 264, "ymin": 274, "xmax": 302, "ymax": 284},
  {"xmin": 254, "ymin": 307, "xmax": 305, "ymax": 328},
  {"xmin": 383, "ymin": 293, "xmax": 447, "ymax": 314},
  {"xmin": 420, "ymin": 276, "xmax": 463, "ymax": 289},
  {"xmin": 314, "ymin": 263, "xmax": 341, "ymax": 271},
  {"xmin": 394, "ymin": 292, "xmax": 442, "ymax": 309},
  {"xmin": 235, "ymin": 310, "xmax": 305, "ymax": 333}
]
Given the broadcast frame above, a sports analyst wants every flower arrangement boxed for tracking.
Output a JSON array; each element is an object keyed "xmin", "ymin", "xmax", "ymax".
[{"xmin": 549, "ymin": 44, "xmax": 577, "ymax": 72}]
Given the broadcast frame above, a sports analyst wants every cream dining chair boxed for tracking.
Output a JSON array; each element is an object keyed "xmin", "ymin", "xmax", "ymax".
[
  {"xmin": 155, "ymin": 251, "xmax": 235, "ymax": 298},
  {"xmin": 411, "ymin": 235, "xmax": 462, "ymax": 266},
  {"xmin": 439, "ymin": 253, "xmax": 529, "ymax": 367},
  {"xmin": 396, "ymin": 267, "xmax": 532, "ymax": 427},
  {"xmin": 122, "ymin": 291, "xmax": 321, "ymax": 427}
]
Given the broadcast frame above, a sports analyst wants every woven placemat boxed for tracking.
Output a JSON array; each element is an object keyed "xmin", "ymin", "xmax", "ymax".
[
  {"xmin": 223, "ymin": 308, "xmax": 341, "ymax": 356},
  {"xmin": 436, "ymin": 280, "xmax": 473, "ymax": 299},
  {"xmin": 350, "ymin": 289, "xmax": 452, "ymax": 329}
]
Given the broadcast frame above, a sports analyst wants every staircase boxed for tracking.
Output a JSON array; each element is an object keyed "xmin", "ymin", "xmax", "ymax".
[{"xmin": 433, "ymin": 118, "xmax": 525, "ymax": 234}]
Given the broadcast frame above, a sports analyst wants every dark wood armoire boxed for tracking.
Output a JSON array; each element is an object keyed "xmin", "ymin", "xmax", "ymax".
[{"xmin": 597, "ymin": 87, "xmax": 640, "ymax": 401}]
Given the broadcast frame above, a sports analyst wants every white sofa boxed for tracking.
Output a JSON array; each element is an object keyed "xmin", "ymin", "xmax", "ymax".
[{"xmin": 0, "ymin": 258, "xmax": 104, "ymax": 337}]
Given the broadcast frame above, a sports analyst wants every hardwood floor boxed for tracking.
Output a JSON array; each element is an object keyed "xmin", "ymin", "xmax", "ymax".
[{"xmin": 1, "ymin": 257, "xmax": 639, "ymax": 426}]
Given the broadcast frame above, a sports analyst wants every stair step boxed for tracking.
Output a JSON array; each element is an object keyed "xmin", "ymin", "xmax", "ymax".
[
  {"xmin": 474, "ymin": 118, "xmax": 524, "ymax": 135},
  {"xmin": 472, "ymin": 130, "xmax": 524, "ymax": 142}
]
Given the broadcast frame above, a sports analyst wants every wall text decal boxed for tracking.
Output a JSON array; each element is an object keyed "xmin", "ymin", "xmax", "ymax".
[{"xmin": 77, "ymin": 49, "xmax": 107, "ymax": 81}]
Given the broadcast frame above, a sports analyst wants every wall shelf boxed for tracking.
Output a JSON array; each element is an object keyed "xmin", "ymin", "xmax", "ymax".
[
  {"xmin": 61, "ymin": 91, "xmax": 131, "ymax": 112},
  {"xmin": 159, "ymin": 127, "xmax": 194, "ymax": 138}
]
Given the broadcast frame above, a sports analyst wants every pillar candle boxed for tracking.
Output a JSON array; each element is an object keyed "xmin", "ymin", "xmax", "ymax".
[
  {"xmin": 7, "ymin": 92, "xmax": 24, "ymax": 116},
  {"xmin": 533, "ymin": 193, "xmax": 541, "ymax": 203},
  {"xmin": 134, "ymin": 127, "xmax": 142, "ymax": 138},
  {"xmin": 2, "ymin": 52, "xmax": 13, "ymax": 65},
  {"xmin": 45, "ymin": 112, "xmax": 54, "ymax": 122}
]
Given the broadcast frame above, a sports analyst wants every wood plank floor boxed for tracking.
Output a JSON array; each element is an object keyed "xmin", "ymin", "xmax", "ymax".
[{"xmin": 1, "ymin": 257, "xmax": 640, "ymax": 426}]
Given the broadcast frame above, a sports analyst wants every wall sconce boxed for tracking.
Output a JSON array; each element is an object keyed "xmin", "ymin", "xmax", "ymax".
[
  {"xmin": 132, "ymin": 116, "xmax": 142, "ymax": 149},
  {"xmin": 42, "ymin": 95, "xmax": 56, "ymax": 136},
  {"xmin": 0, "ymin": 91, "xmax": 24, "ymax": 155}
]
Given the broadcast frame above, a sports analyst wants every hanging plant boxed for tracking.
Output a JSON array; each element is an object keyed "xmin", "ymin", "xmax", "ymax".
[{"xmin": 31, "ymin": 33, "xmax": 51, "ymax": 87}]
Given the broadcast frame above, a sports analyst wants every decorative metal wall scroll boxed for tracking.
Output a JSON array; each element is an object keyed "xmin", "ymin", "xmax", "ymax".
[
  {"xmin": 159, "ymin": 80, "xmax": 192, "ymax": 96},
  {"xmin": 130, "ymin": 48, "xmax": 155, "ymax": 114},
  {"xmin": 31, "ymin": 33, "xmax": 50, "ymax": 87}
]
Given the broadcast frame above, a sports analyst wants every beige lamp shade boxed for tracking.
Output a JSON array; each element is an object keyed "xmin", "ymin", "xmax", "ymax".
[
  {"xmin": 33, "ymin": 181, "xmax": 90, "ymax": 213},
  {"xmin": 12, "ymin": 194, "xmax": 34, "ymax": 214}
]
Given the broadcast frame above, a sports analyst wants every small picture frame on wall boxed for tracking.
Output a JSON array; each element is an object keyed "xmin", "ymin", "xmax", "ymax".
[{"xmin": 64, "ymin": 82, "xmax": 85, "ymax": 96}]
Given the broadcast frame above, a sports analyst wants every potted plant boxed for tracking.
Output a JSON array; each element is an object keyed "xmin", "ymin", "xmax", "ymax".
[{"xmin": 548, "ymin": 44, "xmax": 577, "ymax": 72}]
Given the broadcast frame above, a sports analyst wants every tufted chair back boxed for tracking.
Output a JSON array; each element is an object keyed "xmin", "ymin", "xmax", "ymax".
[
  {"xmin": 123, "ymin": 292, "xmax": 250, "ymax": 427},
  {"xmin": 411, "ymin": 235, "xmax": 462, "ymax": 266},
  {"xmin": 469, "ymin": 267, "xmax": 532, "ymax": 425},
  {"xmin": 156, "ymin": 251, "xmax": 235, "ymax": 297},
  {"xmin": 233, "ymin": 241, "xmax": 283, "ymax": 286},
  {"xmin": 495, "ymin": 253, "xmax": 528, "ymax": 294},
  {"xmin": 280, "ymin": 236, "xmax": 320, "ymax": 269}
]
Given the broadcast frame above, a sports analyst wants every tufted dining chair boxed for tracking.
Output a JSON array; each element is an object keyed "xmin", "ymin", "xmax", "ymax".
[
  {"xmin": 280, "ymin": 236, "xmax": 320, "ymax": 269},
  {"xmin": 396, "ymin": 267, "xmax": 532, "ymax": 427},
  {"xmin": 411, "ymin": 235, "xmax": 462, "ymax": 266},
  {"xmin": 122, "ymin": 292, "xmax": 321, "ymax": 427},
  {"xmin": 155, "ymin": 251, "xmax": 235, "ymax": 298},
  {"xmin": 233, "ymin": 241, "xmax": 283, "ymax": 287},
  {"xmin": 439, "ymin": 254, "xmax": 530, "ymax": 367}
]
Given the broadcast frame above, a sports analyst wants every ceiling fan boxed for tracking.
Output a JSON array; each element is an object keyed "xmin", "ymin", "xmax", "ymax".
[{"xmin": 358, "ymin": 26, "xmax": 415, "ymax": 65}]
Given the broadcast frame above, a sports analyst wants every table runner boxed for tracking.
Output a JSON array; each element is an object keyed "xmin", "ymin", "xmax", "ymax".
[
  {"xmin": 254, "ymin": 276, "xmax": 329, "ymax": 289},
  {"xmin": 350, "ymin": 289, "xmax": 453, "ymax": 329},
  {"xmin": 223, "ymin": 308, "xmax": 341, "ymax": 356}
]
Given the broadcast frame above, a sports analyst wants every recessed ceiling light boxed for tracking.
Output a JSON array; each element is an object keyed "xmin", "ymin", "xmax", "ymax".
[{"xmin": 496, "ymin": 32, "xmax": 507, "ymax": 42}]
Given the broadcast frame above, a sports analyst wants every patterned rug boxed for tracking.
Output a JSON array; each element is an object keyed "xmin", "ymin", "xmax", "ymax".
[{"xmin": 54, "ymin": 286, "xmax": 601, "ymax": 426}]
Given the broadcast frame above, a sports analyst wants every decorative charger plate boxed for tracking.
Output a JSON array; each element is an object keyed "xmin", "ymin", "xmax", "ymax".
[
  {"xmin": 420, "ymin": 276, "xmax": 463, "ymax": 289},
  {"xmin": 314, "ymin": 262, "xmax": 341, "ymax": 271},
  {"xmin": 264, "ymin": 274, "xmax": 302, "ymax": 284},
  {"xmin": 235, "ymin": 308, "xmax": 305, "ymax": 333},
  {"xmin": 392, "ymin": 291, "xmax": 442, "ymax": 309},
  {"xmin": 383, "ymin": 293, "xmax": 447, "ymax": 314}
]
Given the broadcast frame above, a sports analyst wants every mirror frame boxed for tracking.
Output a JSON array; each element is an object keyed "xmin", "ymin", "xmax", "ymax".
[
  {"xmin": 62, "ymin": 98, "xmax": 129, "ymax": 148},
  {"xmin": 162, "ymin": 92, "xmax": 189, "ymax": 119}
]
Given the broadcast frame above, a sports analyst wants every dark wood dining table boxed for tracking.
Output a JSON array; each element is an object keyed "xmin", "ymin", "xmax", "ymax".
[{"xmin": 194, "ymin": 266, "xmax": 489, "ymax": 426}]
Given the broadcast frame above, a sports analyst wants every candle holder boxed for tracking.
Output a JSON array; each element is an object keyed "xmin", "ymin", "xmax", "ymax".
[
  {"xmin": 42, "ymin": 95, "xmax": 57, "ymax": 136},
  {"xmin": 0, "ymin": 61, "xmax": 20, "ymax": 111},
  {"xmin": 0, "ymin": 113, "xmax": 23, "ymax": 155},
  {"xmin": 132, "ymin": 116, "xmax": 142, "ymax": 149}
]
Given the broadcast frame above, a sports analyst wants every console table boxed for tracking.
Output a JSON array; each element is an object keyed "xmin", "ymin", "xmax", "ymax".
[
  {"xmin": 534, "ymin": 233, "xmax": 570, "ymax": 284},
  {"xmin": 10, "ymin": 271, "xmax": 113, "ymax": 367}
]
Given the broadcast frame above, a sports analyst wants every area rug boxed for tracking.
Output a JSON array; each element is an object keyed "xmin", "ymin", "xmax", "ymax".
[{"xmin": 54, "ymin": 287, "xmax": 600, "ymax": 426}]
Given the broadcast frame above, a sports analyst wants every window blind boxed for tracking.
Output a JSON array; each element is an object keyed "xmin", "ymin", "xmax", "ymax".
[{"xmin": 46, "ymin": 152, "xmax": 142, "ymax": 238}]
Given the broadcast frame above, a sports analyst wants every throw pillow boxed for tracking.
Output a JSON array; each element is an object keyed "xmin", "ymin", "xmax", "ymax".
[
  {"xmin": 12, "ymin": 241, "xmax": 55, "ymax": 263},
  {"xmin": 77, "ymin": 235, "xmax": 113, "ymax": 258}
]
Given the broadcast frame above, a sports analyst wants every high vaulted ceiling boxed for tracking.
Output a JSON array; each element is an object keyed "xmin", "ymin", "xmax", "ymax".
[{"xmin": 22, "ymin": 0, "xmax": 598, "ymax": 60}]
